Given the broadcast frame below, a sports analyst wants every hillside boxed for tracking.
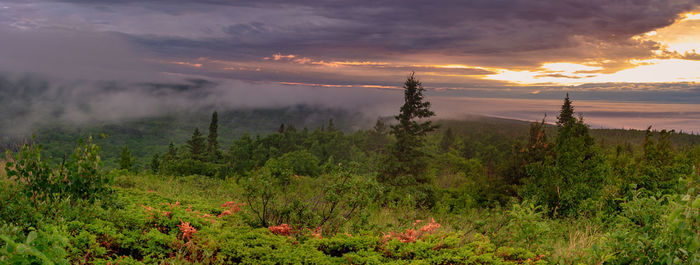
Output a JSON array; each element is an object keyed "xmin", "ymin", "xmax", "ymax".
[{"xmin": 3, "ymin": 108, "xmax": 700, "ymax": 169}]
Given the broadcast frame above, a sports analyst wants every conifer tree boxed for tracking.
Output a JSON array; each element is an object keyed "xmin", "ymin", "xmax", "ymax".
[
  {"xmin": 327, "ymin": 119, "xmax": 336, "ymax": 132},
  {"xmin": 383, "ymin": 73, "xmax": 438, "ymax": 184},
  {"xmin": 165, "ymin": 142, "xmax": 178, "ymax": 161},
  {"xmin": 439, "ymin": 127, "xmax": 455, "ymax": 153},
  {"xmin": 207, "ymin": 111, "xmax": 220, "ymax": 161},
  {"xmin": 557, "ymin": 93, "xmax": 574, "ymax": 127},
  {"xmin": 150, "ymin": 153, "xmax": 160, "ymax": 173},
  {"xmin": 373, "ymin": 119, "xmax": 387, "ymax": 134},
  {"xmin": 366, "ymin": 119, "xmax": 390, "ymax": 153},
  {"xmin": 187, "ymin": 128, "xmax": 206, "ymax": 161},
  {"xmin": 521, "ymin": 94, "xmax": 606, "ymax": 217},
  {"xmin": 119, "ymin": 146, "xmax": 133, "ymax": 171}
]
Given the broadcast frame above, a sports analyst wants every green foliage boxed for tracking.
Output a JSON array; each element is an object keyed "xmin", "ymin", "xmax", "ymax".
[
  {"xmin": 206, "ymin": 111, "xmax": 221, "ymax": 162},
  {"xmin": 439, "ymin": 127, "xmax": 455, "ymax": 153},
  {"xmin": 383, "ymin": 73, "xmax": 439, "ymax": 185},
  {"xmin": 277, "ymin": 149, "xmax": 321, "ymax": 177},
  {"xmin": 150, "ymin": 153, "xmax": 160, "ymax": 173},
  {"xmin": 243, "ymin": 164, "xmax": 380, "ymax": 232},
  {"xmin": 521, "ymin": 96, "xmax": 607, "ymax": 217},
  {"xmin": 556, "ymin": 93, "xmax": 574, "ymax": 127},
  {"xmin": 5, "ymin": 136, "xmax": 110, "ymax": 206},
  {"xmin": 5, "ymin": 138, "xmax": 56, "ymax": 206},
  {"xmin": 165, "ymin": 142, "xmax": 178, "ymax": 161},
  {"xmin": 187, "ymin": 128, "xmax": 206, "ymax": 161},
  {"xmin": 504, "ymin": 201, "xmax": 548, "ymax": 249},
  {"xmin": 119, "ymin": 145, "xmax": 133, "ymax": 171},
  {"xmin": 62, "ymin": 136, "xmax": 111, "ymax": 203},
  {"xmin": 0, "ymin": 225, "xmax": 69, "ymax": 265},
  {"xmin": 5, "ymin": 85, "xmax": 700, "ymax": 264},
  {"xmin": 599, "ymin": 176, "xmax": 700, "ymax": 264},
  {"xmin": 161, "ymin": 158, "xmax": 223, "ymax": 177}
]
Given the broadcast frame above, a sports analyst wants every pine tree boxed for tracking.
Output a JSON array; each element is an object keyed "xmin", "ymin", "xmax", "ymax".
[
  {"xmin": 439, "ymin": 127, "xmax": 455, "ymax": 153},
  {"xmin": 119, "ymin": 146, "xmax": 133, "ymax": 171},
  {"xmin": 373, "ymin": 119, "xmax": 387, "ymax": 134},
  {"xmin": 383, "ymin": 73, "xmax": 438, "ymax": 184},
  {"xmin": 557, "ymin": 93, "xmax": 574, "ymax": 127},
  {"xmin": 150, "ymin": 153, "xmax": 160, "ymax": 173},
  {"xmin": 521, "ymin": 95, "xmax": 606, "ymax": 217},
  {"xmin": 366, "ymin": 119, "xmax": 390, "ymax": 153},
  {"xmin": 165, "ymin": 142, "xmax": 178, "ymax": 161},
  {"xmin": 187, "ymin": 128, "xmax": 206, "ymax": 161},
  {"xmin": 327, "ymin": 119, "xmax": 336, "ymax": 132},
  {"xmin": 207, "ymin": 111, "xmax": 220, "ymax": 161}
]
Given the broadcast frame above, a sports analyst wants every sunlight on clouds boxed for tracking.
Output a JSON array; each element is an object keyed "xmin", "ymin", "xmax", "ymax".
[
  {"xmin": 587, "ymin": 59, "xmax": 700, "ymax": 83},
  {"xmin": 541, "ymin": 63, "xmax": 602, "ymax": 73},
  {"xmin": 486, "ymin": 59, "xmax": 700, "ymax": 85},
  {"xmin": 485, "ymin": 13, "xmax": 700, "ymax": 86},
  {"xmin": 683, "ymin": 12, "xmax": 700, "ymax": 20},
  {"xmin": 486, "ymin": 62, "xmax": 600, "ymax": 85},
  {"xmin": 641, "ymin": 12, "xmax": 700, "ymax": 54}
]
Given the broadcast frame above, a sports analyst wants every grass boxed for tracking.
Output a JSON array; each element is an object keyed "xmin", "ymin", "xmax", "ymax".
[
  {"xmin": 0, "ymin": 160, "xmax": 5, "ymax": 179},
  {"xmin": 113, "ymin": 171, "xmax": 243, "ymax": 209}
]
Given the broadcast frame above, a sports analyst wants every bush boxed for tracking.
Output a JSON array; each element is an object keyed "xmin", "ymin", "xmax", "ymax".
[
  {"xmin": 0, "ymin": 225, "xmax": 70, "ymax": 265},
  {"xmin": 277, "ymin": 149, "xmax": 322, "ymax": 177},
  {"xmin": 5, "ymin": 136, "xmax": 111, "ymax": 206},
  {"xmin": 242, "ymin": 163, "xmax": 380, "ymax": 233}
]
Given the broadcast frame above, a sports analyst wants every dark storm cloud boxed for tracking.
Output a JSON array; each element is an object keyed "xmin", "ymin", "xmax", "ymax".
[
  {"xmin": 1, "ymin": 0, "xmax": 698, "ymax": 133},
  {"xmin": 8, "ymin": 0, "xmax": 691, "ymax": 66}
]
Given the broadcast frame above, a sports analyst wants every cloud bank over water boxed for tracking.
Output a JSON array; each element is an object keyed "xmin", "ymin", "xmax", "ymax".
[{"xmin": 0, "ymin": 0, "xmax": 698, "ymax": 133}]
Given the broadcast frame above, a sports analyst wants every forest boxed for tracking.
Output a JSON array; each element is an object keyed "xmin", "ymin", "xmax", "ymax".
[{"xmin": 1, "ymin": 74, "xmax": 700, "ymax": 264}]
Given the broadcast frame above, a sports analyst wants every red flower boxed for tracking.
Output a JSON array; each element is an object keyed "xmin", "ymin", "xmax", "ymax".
[
  {"xmin": 268, "ymin": 224, "xmax": 293, "ymax": 236},
  {"xmin": 178, "ymin": 220, "xmax": 197, "ymax": 241},
  {"xmin": 419, "ymin": 218, "xmax": 441, "ymax": 234}
]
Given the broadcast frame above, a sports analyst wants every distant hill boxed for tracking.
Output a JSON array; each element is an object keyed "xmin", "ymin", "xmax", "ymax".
[
  {"xmin": 1, "ymin": 105, "xmax": 370, "ymax": 168},
  {"xmin": 3, "ymin": 109, "xmax": 699, "ymax": 169},
  {"xmin": 438, "ymin": 115, "xmax": 700, "ymax": 149}
]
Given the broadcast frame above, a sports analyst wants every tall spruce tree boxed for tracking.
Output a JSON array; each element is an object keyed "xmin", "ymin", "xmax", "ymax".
[
  {"xmin": 119, "ymin": 146, "xmax": 133, "ymax": 171},
  {"xmin": 557, "ymin": 93, "xmax": 574, "ymax": 127},
  {"xmin": 207, "ymin": 111, "xmax": 220, "ymax": 161},
  {"xmin": 187, "ymin": 128, "xmax": 206, "ymax": 161},
  {"xmin": 521, "ymin": 94, "xmax": 606, "ymax": 217},
  {"xmin": 382, "ymin": 73, "xmax": 438, "ymax": 185}
]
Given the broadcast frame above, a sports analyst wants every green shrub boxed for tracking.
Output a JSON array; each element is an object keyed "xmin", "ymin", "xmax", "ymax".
[
  {"xmin": 5, "ymin": 136, "xmax": 111, "ymax": 206},
  {"xmin": 0, "ymin": 226, "xmax": 69, "ymax": 265},
  {"xmin": 242, "ymin": 164, "xmax": 380, "ymax": 232},
  {"xmin": 278, "ymin": 149, "xmax": 322, "ymax": 177}
]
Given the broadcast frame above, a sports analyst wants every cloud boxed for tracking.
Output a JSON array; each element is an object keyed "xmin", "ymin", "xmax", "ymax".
[
  {"xmin": 6, "ymin": 0, "xmax": 696, "ymax": 67},
  {"xmin": 0, "ymin": 73, "xmax": 403, "ymax": 135},
  {"xmin": 0, "ymin": 26, "xmax": 167, "ymax": 82},
  {"xmin": 0, "ymin": 0, "xmax": 699, "ymax": 134}
]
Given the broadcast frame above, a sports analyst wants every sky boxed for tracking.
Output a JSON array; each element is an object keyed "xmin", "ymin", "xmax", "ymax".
[{"xmin": 1, "ymin": 0, "xmax": 699, "ymax": 132}]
